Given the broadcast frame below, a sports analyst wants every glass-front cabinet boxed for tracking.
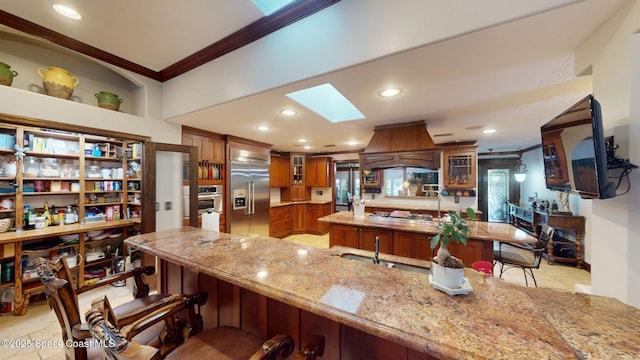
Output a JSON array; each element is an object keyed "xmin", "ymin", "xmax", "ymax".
[
  {"xmin": 443, "ymin": 148, "xmax": 477, "ymax": 189},
  {"xmin": 291, "ymin": 154, "xmax": 304, "ymax": 186}
]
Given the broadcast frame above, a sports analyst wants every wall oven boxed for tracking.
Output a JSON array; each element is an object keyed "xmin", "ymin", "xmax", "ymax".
[{"xmin": 197, "ymin": 185, "xmax": 223, "ymax": 215}]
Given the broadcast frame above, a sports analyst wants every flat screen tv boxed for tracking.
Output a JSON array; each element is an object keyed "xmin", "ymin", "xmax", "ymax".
[{"xmin": 540, "ymin": 94, "xmax": 615, "ymax": 199}]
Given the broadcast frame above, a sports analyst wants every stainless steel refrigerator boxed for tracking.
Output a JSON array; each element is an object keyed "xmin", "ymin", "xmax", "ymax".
[{"xmin": 229, "ymin": 147, "xmax": 270, "ymax": 236}]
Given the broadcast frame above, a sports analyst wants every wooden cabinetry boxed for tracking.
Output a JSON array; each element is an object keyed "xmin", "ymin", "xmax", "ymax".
[
  {"xmin": 330, "ymin": 224, "xmax": 360, "ymax": 249},
  {"xmin": 358, "ymin": 228, "xmax": 393, "ymax": 254},
  {"xmin": 306, "ymin": 203, "xmax": 331, "ymax": 235},
  {"xmin": 546, "ymin": 215, "xmax": 585, "ymax": 268},
  {"xmin": 328, "ymin": 224, "xmax": 490, "ymax": 265},
  {"xmin": 288, "ymin": 154, "xmax": 307, "ymax": 201},
  {"xmin": 292, "ymin": 203, "xmax": 306, "ymax": 234},
  {"xmin": 508, "ymin": 203, "xmax": 586, "ymax": 268},
  {"xmin": 182, "ymin": 126, "xmax": 225, "ymax": 183},
  {"xmin": 269, "ymin": 205, "xmax": 292, "ymax": 238},
  {"xmin": 0, "ymin": 119, "xmax": 148, "ymax": 315},
  {"xmin": 393, "ymin": 232, "xmax": 432, "ymax": 261},
  {"xmin": 306, "ymin": 157, "xmax": 331, "ymax": 187},
  {"xmin": 269, "ymin": 154, "xmax": 289, "ymax": 188},
  {"xmin": 443, "ymin": 147, "xmax": 477, "ymax": 189}
]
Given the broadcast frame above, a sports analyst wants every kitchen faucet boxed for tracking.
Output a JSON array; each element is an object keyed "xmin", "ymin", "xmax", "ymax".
[
  {"xmin": 434, "ymin": 190, "xmax": 442, "ymax": 222},
  {"xmin": 373, "ymin": 235, "xmax": 380, "ymax": 264}
]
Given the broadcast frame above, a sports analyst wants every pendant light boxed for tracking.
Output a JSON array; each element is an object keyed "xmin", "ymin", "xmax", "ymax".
[{"xmin": 514, "ymin": 157, "xmax": 527, "ymax": 182}]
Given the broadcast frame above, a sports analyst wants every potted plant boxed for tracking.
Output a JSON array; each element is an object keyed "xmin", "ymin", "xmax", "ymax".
[{"xmin": 429, "ymin": 207, "xmax": 476, "ymax": 288}]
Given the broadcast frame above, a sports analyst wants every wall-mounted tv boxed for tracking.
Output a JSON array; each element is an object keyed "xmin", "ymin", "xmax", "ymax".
[{"xmin": 540, "ymin": 94, "xmax": 615, "ymax": 199}]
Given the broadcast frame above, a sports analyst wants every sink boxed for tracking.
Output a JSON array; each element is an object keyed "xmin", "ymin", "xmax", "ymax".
[{"xmin": 340, "ymin": 253, "xmax": 431, "ymax": 275}]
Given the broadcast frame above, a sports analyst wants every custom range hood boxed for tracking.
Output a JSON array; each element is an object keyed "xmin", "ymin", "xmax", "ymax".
[{"xmin": 359, "ymin": 120, "xmax": 441, "ymax": 170}]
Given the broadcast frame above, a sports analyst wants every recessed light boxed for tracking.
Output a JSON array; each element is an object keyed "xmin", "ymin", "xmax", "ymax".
[
  {"xmin": 53, "ymin": 4, "xmax": 82, "ymax": 20},
  {"xmin": 379, "ymin": 88, "xmax": 402, "ymax": 97},
  {"xmin": 280, "ymin": 109, "xmax": 297, "ymax": 116},
  {"xmin": 483, "ymin": 129, "xmax": 496, "ymax": 134},
  {"xmin": 257, "ymin": 125, "xmax": 270, "ymax": 131},
  {"xmin": 347, "ymin": 141, "xmax": 358, "ymax": 146},
  {"xmin": 304, "ymin": 145, "xmax": 311, "ymax": 150},
  {"xmin": 298, "ymin": 138, "xmax": 307, "ymax": 143}
]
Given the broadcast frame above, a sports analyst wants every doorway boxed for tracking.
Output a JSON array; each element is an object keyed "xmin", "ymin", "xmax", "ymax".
[
  {"xmin": 334, "ymin": 161, "xmax": 360, "ymax": 212},
  {"xmin": 487, "ymin": 169, "xmax": 509, "ymax": 222},
  {"xmin": 477, "ymin": 158, "xmax": 520, "ymax": 222},
  {"xmin": 142, "ymin": 142, "xmax": 198, "ymax": 232}
]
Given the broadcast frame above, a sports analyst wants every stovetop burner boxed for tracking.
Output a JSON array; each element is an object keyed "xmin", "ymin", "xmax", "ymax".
[{"xmin": 368, "ymin": 211, "xmax": 433, "ymax": 223}]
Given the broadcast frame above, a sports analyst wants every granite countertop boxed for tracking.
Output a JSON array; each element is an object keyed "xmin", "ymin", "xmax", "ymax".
[
  {"xmin": 125, "ymin": 228, "xmax": 639, "ymax": 359},
  {"xmin": 318, "ymin": 211, "xmax": 536, "ymax": 244},
  {"xmin": 270, "ymin": 200, "xmax": 331, "ymax": 207}
]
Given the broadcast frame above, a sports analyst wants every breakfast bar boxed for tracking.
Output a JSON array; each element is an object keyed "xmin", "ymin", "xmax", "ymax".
[{"xmin": 125, "ymin": 227, "xmax": 639, "ymax": 359}]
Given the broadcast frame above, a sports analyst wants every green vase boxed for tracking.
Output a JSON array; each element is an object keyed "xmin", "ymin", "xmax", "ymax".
[
  {"xmin": 95, "ymin": 91, "xmax": 123, "ymax": 111},
  {"xmin": 0, "ymin": 62, "xmax": 18, "ymax": 86}
]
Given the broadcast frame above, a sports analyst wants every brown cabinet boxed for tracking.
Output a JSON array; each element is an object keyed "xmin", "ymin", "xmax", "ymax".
[
  {"xmin": 292, "ymin": 203, "xmax": 306, "ymax": 234},
  {"xmin": 306, "ymin": 203, "xmax": 331, "ymax": 234},
  {"xmin": 182, "ymin": 131, "xmax": 224, "ymax": 163},
  {"xmin": 270, "ymin": 154, "xmax": 290, "ymax": 188},
  {"xmin": 393, "ymin": 232, "xmax": 433, "ymax": 261},
  {"xmin": 509, "ymin": 203, "xmax": 586, "ymax": 268},
  {"xmin": 182, "ymin": 127, "xmax": 225, "ymax": 183},
  {"xmin": 330, "ymin": 224, "xmax": 359, "ymax": 248},
  {"xmin": 443, "ymin": 147, "xmax": 477, "ymax": 189},
  {"xmin": 358, "ymin": 228, "xmax": 393, "ymax": 254},
  {"xmin": 306, "ymin": 157, "xmax": 331, "ymax": 187},
  {"xmin": 269, "ymin": 205, "xmax": 292, "ymax": 238},
  {"xmin": 287, "ymin": 154, "xmax": 307, "ymax": 201},
  {"xmin": 328, "ymin": 223, "xmax": 491, "ymax": 265}
]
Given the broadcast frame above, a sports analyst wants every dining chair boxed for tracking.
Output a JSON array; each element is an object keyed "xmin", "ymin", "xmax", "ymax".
[
  {"xmin": 86, "ymin": 295, "xmax": 326, "ymax": 360},
  {"xmin": 493, "ymin": 224, "xmax": 555, "ymax": 287},
  {"xmin": 35, "ymin": 257, "xmax": 206, "ymax": 360}
]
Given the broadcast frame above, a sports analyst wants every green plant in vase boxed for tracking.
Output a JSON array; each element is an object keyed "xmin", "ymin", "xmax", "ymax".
[{"xmin": 429, "ymin": 207, "xmax": 476, "ymax": 287}]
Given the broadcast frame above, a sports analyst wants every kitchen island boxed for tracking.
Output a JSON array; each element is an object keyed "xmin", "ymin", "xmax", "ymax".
[
  {"xmin": 125, "ymin": 227, "xmax": 639, "ymax": 359},
  {"xmin": 318, "ymin": 211, "xmax": 535, "ymax": 264}
]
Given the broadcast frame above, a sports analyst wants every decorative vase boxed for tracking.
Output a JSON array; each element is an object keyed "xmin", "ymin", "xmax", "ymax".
[
  {"xmin": 37, "ymin": 66, "xmax": 79, "ymax": 100},
  {"xmin": 0, "ymin": 62, "xmax": 18, "ymax": 86},
  {"xmin": 95, "ymin": 91, "xmax": 123, "ymax": 111},
  {"xmin": 431, "ymin": 262, "xmax": 464, "ymax": 289}
]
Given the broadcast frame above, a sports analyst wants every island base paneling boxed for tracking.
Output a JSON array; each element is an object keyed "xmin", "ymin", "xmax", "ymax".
[
  {"xmin": 329, "ymin": 224, "xmax": 493, "ymax": 266},
  {"xmin": 160, "ymin": 258, "xmax": 436, "ymax": 359}
]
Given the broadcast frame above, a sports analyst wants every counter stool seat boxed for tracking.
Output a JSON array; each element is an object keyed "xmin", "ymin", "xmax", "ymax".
[{"xmin": 164, "ymin": 326, "xmax": 267, "ymax": 360}]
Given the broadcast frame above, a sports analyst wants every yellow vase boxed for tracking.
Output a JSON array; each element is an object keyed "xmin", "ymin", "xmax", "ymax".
[{"xmin": 37, "ymin": 66, "xmax": 80, "ymax": 100}]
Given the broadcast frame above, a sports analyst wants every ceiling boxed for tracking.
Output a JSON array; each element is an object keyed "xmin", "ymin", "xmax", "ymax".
[{"xmin": 0, "ymin": 0, "xmax": 627, "ymax": 154}]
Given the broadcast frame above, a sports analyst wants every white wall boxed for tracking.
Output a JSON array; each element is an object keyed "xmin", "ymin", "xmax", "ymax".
[
  {"xmin": 0, "ymin": 31, "xmax": 179, "ymax": 145},
  {"xmin": 573, "ymin": 0, "xmax": 640, "ymax": 307},
  {"xmin": 162, "ymin": 0, "xmax": 578, "ymax": 120}
]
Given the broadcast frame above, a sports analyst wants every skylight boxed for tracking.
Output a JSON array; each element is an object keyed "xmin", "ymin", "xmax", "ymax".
[
  {"xmin": 285, "ymin": 83, "xmax": 365, "ymax": 123},
  {"xmin": 252, "ymin": 0, "xmax": 294, "ymax": 16}
]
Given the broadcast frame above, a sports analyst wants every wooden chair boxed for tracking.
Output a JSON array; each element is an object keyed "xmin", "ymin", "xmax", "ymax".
[
  {"xmin": 35, "ymin": 257, "xmax": 206, "ymax": 360},
  {"xmin": 493, "ymin": 224, "xmax": 555, "ymax": 287},
  {"xmin": 86, "ymin": 296, "xmax": 326, "ymax": 360}
]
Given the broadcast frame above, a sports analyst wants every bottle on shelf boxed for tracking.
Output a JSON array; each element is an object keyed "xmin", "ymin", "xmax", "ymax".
[
  {"xmin": 23, "ymin": 205, "xmax": 35, "ymax": 230},
  {"xmin": 65, "ymin": 205, "xmax": 76, "ymax": 224}
]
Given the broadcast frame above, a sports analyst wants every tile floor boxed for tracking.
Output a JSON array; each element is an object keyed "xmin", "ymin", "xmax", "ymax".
[{"xmin": 0, "ymin": 233, "xmax": 591, "ymax": 359}]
